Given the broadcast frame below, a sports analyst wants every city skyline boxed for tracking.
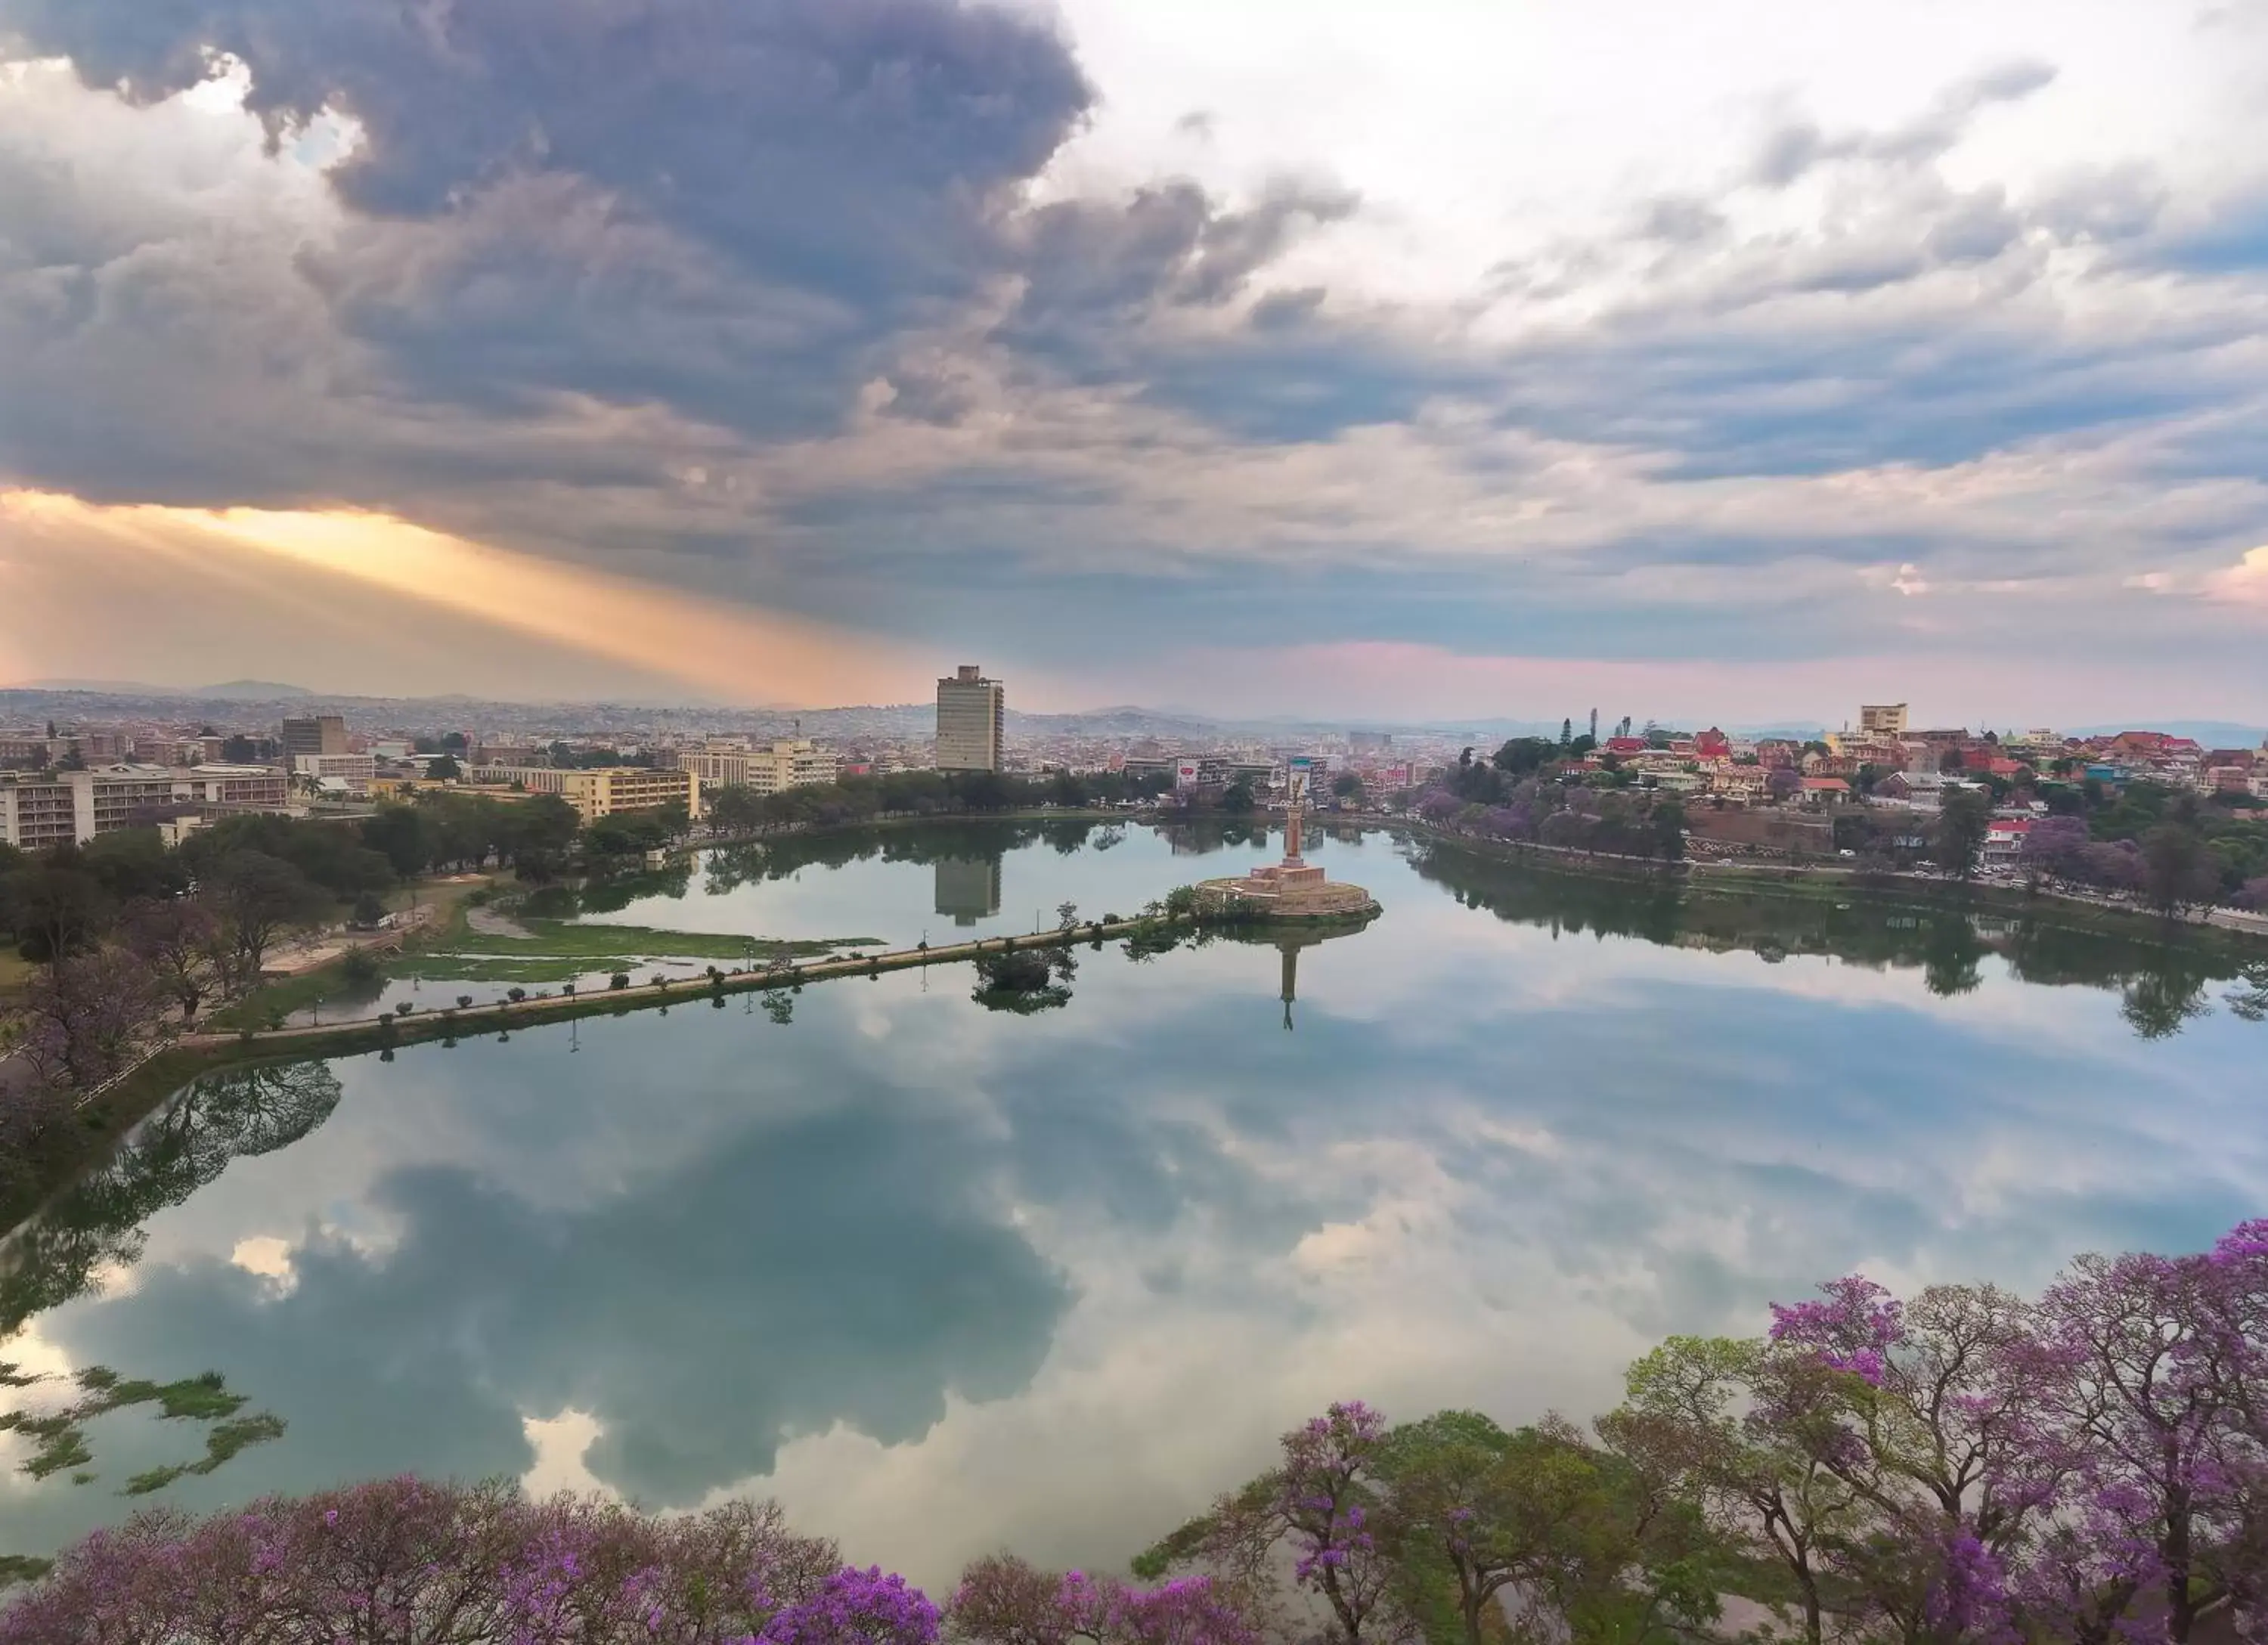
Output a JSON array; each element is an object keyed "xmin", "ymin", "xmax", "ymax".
[{"xmin": 2, "ymin": 2, "xmax": 2266, "ymax": 718}]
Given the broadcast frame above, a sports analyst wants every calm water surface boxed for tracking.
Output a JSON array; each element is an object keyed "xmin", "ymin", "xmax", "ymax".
[{"xmin": 3, "ymin": 822, "xmax": 2263, "ymax": 1584}]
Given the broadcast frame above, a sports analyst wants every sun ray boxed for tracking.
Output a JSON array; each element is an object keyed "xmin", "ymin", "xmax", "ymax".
[{"xmin": 2, "ymin": 491, "xmax": 923, "ymax": 705}]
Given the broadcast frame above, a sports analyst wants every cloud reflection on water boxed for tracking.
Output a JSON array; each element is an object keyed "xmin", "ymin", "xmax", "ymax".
[{"xmin": 2, "ymin": 827, "xmax": 2261, "ymax": 1586}]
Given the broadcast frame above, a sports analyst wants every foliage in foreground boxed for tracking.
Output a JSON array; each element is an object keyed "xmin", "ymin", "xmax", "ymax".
[
  {"xmin": 1142, "ymin": 1222, "xmax": 2268, "ymax": 1645},
  {"xmin": 5, "ymin": 1223, "xmax": 2265, "ymax": 1645},
  {"xmin": 0, "ymin": 1476, "xmax": 1250, "ymax": 1645}
]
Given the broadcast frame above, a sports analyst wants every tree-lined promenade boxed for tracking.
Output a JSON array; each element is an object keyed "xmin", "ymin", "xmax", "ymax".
[{"xmin": 5, "ymin": 1221, "xmax": 2263, "ymax": 1643}]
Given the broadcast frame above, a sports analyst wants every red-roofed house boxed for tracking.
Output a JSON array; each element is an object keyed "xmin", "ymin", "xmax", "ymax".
[
  {"xmin": 1696, "ymin": 726, "xmax": 1731, "ymax": 757},
  {"xmin": 1800, "ymin": 776, "xmax": 1851, "ymax": 806},
  {"xmin": 1984, "ymin": 816, "xmax": 2033, "ymax": 866}
]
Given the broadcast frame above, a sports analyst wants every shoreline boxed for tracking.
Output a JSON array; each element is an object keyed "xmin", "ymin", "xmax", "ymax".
[
  {"xmin": 0, "ymin": 916, "xmax": 1160, "ymax": 1241},
  {"xmin": 6, "ymin": 812, "xmax": 2260, "ymax": 1239},
  {"xmin": 1371, "ymin": 816, "xmax": 2268, "ymax": 950}
]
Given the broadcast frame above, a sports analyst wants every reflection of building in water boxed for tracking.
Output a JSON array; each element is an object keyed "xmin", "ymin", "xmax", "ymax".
[{"xmin": 934, "ymin": 856, "xmax": 1003, "ymax": 926}]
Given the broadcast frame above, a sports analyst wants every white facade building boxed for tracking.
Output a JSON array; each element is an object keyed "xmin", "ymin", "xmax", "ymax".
[
  {"xmin": 293, "ymin": 752, "xmax": 378, "ymax": 795},
  {"xmin": 0, "ymin": 763, "xmax": 293, "ymax": 847},
  {"xmin": 748, "ymin": 739, "xmax": 836, "ymax": 795}
]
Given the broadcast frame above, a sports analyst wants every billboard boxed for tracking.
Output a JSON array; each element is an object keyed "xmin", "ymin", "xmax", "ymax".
[
  {"xmin": 1287, "ymin": 755, "xmax": 1312, "ymax": 807},
  {"xmin": 1175, "ymin": 760, "xmax": 1201, "ymax": 790}
]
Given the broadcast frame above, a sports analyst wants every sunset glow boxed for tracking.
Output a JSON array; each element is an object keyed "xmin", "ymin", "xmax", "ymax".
[{"xmin": 2, "ymin": 491, "xmax": 925, "ymax": 705}]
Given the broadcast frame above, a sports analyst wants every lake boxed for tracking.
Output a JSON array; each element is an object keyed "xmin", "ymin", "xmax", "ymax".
[{"xmin": 2, "ymin": 819, "xmax": 2263, "ymax": 1588}]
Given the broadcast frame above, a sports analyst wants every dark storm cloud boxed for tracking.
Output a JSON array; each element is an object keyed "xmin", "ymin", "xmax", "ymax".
[
  {"xmin": 0, "ymin": 2, "xmax": 2264, "ymax": 681},
  {"xmin": 8, "ymin": 0, "xmax": 1089, "ymax": 298},
  {"xmin": 0, "ymin": 0, "xmax": 1101, "ymax": 467},
  {"xmin": 1006, "ymin": 178, "xmax": 1359, "ymax": 333}
]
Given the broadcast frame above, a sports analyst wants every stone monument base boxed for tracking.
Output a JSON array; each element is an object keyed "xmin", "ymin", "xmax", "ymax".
[{"xmin": 1196, "ymin": 872, "xmax": 1380, "ymax": 922}]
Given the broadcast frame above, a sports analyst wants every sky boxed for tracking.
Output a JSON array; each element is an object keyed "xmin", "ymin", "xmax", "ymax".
[{"xmin": 1, "ymin": 0, "xmax": 2266, "ymax": 724}]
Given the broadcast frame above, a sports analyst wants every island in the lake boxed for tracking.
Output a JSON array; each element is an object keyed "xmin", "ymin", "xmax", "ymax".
[{"xmin": 1198, "ymin": 757, "xmax": 1380, "ymax": 923}]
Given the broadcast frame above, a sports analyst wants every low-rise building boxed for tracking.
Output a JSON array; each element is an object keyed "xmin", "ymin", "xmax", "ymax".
[
  {"xmin": 293, "ymin": 752, "xmax": 378, "ymax": 795},
  {"xmin": 181, "ymin": 764, "xmax": 293, "ymax": 816},
  {"xmin": 676, "ymin": 741, "xmax": 751, "ymax": 790},
  {"xmin": 1873, "ymin": 770, "xmax": 1946, "ymax": 810},
  {"xmin": 676, "ymin": 739, "xmax": 835, "ymax": 797},
  {"xmin": 1984, "ymin": 817, "xmax": 2033, "ymax": 867},
  {"xmin": 1712, "ymin": 767, "xmax": 1771, "ymax": 803},
  {"xmin": 0, "ymin": 774, "xmax": 79, "ymax": 850},
  {"xmin": 0, "ymin": 761, "xmax": 292, "ymax": 847},
  {"xmin": 747, "ymin": 739, "xmax": 836, "ymax": 795},
  {"xmin": 469, "ymin": 764, "xmax": 700, "ymax": 824}
]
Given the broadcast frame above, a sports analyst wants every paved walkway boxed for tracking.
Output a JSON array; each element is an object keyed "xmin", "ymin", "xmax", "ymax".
[{"xmin": 180, "ymin": 919, "xmax": 1150, "ymax": 1054}]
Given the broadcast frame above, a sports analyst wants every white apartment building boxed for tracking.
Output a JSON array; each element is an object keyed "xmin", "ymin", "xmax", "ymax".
[
  {"xmin": 748, "ymin": 739, "xmax": 835, "ymax": 795},
  {"xmin": 674, "ymin": 739, "xmax": 835, "ymax": 797},
  {"xmin": 0, "ymin": 763, "xmax": 293, "ymax": 848},
  {"xmin": 293, "ymin": 752, "xmax": 378, "ymax": 795},
  {"xmin": 936, "ymin": 665, "xmax": 1005, "ymax": 773},
  {"xmin": 677, "ymin": 741, "xmax": 751, "ymax": 790}
]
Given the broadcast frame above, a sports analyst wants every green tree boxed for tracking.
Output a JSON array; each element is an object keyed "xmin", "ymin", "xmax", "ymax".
[
  {"xmin": 1649, "ymin": 800, "xmax": 1687, "ymax": 863},
  {"xmin": 359, "ymin": 804, "xmax": 430, "ymax": 878},
  {"xmin": 1380, "ymin": 1411, "xmax": 1716, "ymax": 1645},
  {"xmin": 122, "ymin": 897, "xmax": 223, "ymax": 1021},
  {"xmin": 426, "ymin": 754, "xmax": 463, "ymax": 781},
  {"xmin": 2139, "ymin": 822, "xmax": 2216, "ymax": 917},
  {"xmin": 205, "ymin": 851, "xmax": 327, "ymax": 990},
  {"xmin": 503, "ymin": 795, "xmax": 581, "ymax": 879},
  {"xmin": 1332, "ymin": 772, "xmax": 1365, "ymax": 806},
  {"xmin": 81, "ymin": 830, "xmax": 189, "ymax": 903},
  {"xmin": 0, "ymin": 860, "xmax": 112, "ymax": 962},
  {"xmin": 1934, "ymin": 788, "xmax": 1991, "ymax": 881},
  {"xmin": 705, "ymin": 785, "xmax": 764, "ymax": 834},
  {"xmin": 1219, "ymin": 779, "xmax": 1256, "ymax": 815},
  {"xmin": 953, "ymin": 770, "xmax": 1015, "ymax": 812},
  {"xmin": 1603, "ymin": 1337, "xmax": 1859, "ymax": 1645}
]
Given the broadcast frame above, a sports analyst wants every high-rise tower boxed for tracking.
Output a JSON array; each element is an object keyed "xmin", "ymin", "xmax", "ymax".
[{"xmin": 935, "ymin": 665, "xmax": 1005, "ymax": 772}]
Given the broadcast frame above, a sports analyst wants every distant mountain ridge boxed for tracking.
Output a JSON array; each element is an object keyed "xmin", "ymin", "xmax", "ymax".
[
  {"xmin": 0, "ymin": 683, "xmax": 2255, "ymax": 747},
  {"xmin": 195, "ymin": 680, "xmax": 315, "ymax": 699},
  {"xmin": 2065, "ymin": 721, "xmax": 2266, "ymax": 747}
]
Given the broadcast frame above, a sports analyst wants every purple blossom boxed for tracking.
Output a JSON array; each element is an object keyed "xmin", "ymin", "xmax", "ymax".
[{"xmin": 764, "ymin": 1566, "xmax": 940, "ymax": 1645}]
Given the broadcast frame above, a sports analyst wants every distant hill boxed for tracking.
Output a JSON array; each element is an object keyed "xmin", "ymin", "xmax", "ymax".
[
  {"xmin": 194, "ymin": 680, "xmax": 314, "ymax": 700},
  {"xmin": 8, "ymin": 677, "xmax": 180, "ymax": 695},
  {"xmin": 2066, "ymin": 720, "xmax": 2265, "ymax": 747}
]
